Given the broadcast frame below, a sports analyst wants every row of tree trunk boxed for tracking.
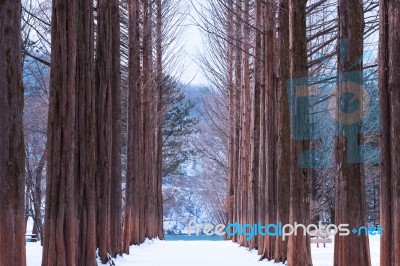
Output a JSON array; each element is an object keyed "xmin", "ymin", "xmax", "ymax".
[
  {"xmin": 1, "ymin": 0, "xmax": 166, "ymax": 264},
  {"xmin": 226, "ymin": 0, "xmax": 311, "ymax": 264},
  {"xmin": 225, "ymin": 0, "xmax": 399, "ymax": 265},
  {"xmin": 123, "ymin": 0, "xmax": 164, "ymax": 253},
  {"xmin": 41, "ymin": 0, "xmax": 122, "ymax": 264},
  {"xmin": 0, "ymin": 0, "xmax": 399, "ymax": 265},
  {"xmin": 40, "ymin": 0, "xmax": 164, "ymax": 265}
]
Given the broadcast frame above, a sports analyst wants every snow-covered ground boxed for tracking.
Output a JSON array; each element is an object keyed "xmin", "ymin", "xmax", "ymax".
[
  {"xmin": 26, "ymin": 242, "xmax": 42, "ymax": 266},
  {"xmin": 26, "ymin": 235, "xmax": 381, "ymax": 266},
  {"xmin": 311, "ymin": 235, "xmax": 380, "ymax": 266}
]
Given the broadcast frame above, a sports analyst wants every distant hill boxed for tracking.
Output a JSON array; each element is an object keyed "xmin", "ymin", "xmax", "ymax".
[{"xmin": 181, "ymin": 84, "xmax": 209, "ymax": 117}]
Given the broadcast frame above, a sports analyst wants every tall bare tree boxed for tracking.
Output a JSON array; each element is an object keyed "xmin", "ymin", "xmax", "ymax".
[
  {"xmin": 42, "ymin": 0, "xmax": 97, "ymax": 265},
  {"xmin": 274, "ymin": 0, "xmax": 290, "ymax": 262},
  {"xmin": 0, "ymin": 1, "xmax": 26, "ymax": 265},
  {"xmin": 123, "ymin": 0, "xmax": 141, "ymax": 251},
  {"xmin": 155, "ymin": 0, "xmax": 164, "ymax": 239},
  {"xmin": 287, "ymin": 0, "xmax": 312, "ymax": 265},
  {"xmin": 334, "ymin": 0, "xmax": 371, "ymax": 265},
  {"xmin": 379, "ymin": 1, "xmax": 400, "ymax": 265},
  {"xmin": 110, "ymin": 0, "xmax": 123, "ymax": 258},
  {"xmin": 142, "ymin": 0, "xmax": 154, "ymax": 239},
  {"xmin": 42, "ymin": 0, "xmax": 78, "ymax": 264},
  {"xmin": 123, "ymin": 0, "xmax": 164, "ymax": 251},
  {"xmin": 75, "ymin": 0, "xmax": 97, "ymax": 264},
  {"xmin": 262, "ymin": 0, "xmax": 277, "ymax": 260},
  {"xmin": 95, "ymin": 0, "xmax": 122, "ymax": 261}
]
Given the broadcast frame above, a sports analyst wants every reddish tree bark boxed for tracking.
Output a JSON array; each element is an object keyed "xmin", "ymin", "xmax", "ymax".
[
  {"xmin": 240, "ymin": 0, "xmax": 251, "ymax": 248},
  {"xmin": 250, "ymin": 0, "xmax": 262, "ymax": 252},
  {"xmin": 42, "ymin": 0, "xmax": 97, "ymax": 265},
  {"xmin": 110, "ymin": 0, "xmax": 123, "ymax": 257},
  {"xmin": 274, "ymin": 0, "xmax": 290, "ymax": 262},
  {"xmin": 255, "ymin": 0, "xmax": 265, "ymax": 254},
  {"xmin": 0, "ymin": 1, "xmax": 26, "ymax": 265},
  {"xmin": 233, "ymin": 0, "xmax": 243, "ymax": 245},
  {"xmin": 227, "ymin": 0, "xmax": 236, "ymax": 239},
  {"xmin": 334, "ymin": 0, "xmax": 371, "ymax": 265},
  {"xmin": 287, "ymin": 0, "xmax": 312, "ymax": 265},
  {"xmin": 33, "ymin": 145, "xmax": 47, "ymax": 242},
  {"xmin": 262, "ymin": 0, "xmax": 277, "ymax": 260},
  {"xmin": 75, "ymin": 0, "xmax": 97, "ymax": 264},
  {"xmin": 124, "ymin": 0, "xmax": 142, "ymax": 252},
  {"xmin": 96, "ymin": 0, "xmax": 113, "ymax": 261},
  {"xmin": 379, "ymin": 1, "xmax": 400, "ymax": 265},
  {"xmin": 142, "ymin": 0, "xmax": 154, "ymax": 239},
  {"xmin": 42, "ymin": 1, "xmax": 78, "ymax": 265},
  {"xmin": 155, "ymin": 0, "xmax": 165, "ymax": 239},
  {"xmin": 95, "ymin": 0, "xmax": 123, "ymax": 261}
]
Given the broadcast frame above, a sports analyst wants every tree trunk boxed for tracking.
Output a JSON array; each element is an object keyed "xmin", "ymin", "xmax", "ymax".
[
  {"xmin": 110, "ymin": 0, "xmax": 123, "ymax": 257},
  {"xmin": 0, "ymin": 1, "xmax": 26, "ymax": 265},
  {"xmin": 75, "ymin": 0, "xmax": 97, "ymax": 264},
  {"xmin": 227, "ymin": 0, "xmax": 236, "ymax": 239},
  {"xmin": 250, "ymin": 0, "xmax": 262, "ymax": 251},
  {"xmin": 33, "ymin": 144, "xmax": 47, "ymax": 242},
  {"xmin": 142, "ymin": 0, "xmax": 153, "ymax": 240},
  {"xmin": 274, "ymin": 0, "xmax": 290, "ymax": 262},
  {"xmin": 234, "ymin": 0, "xmax": 243, "ymax": 245},
  {"xmin": 155, "ymin": 0, "xmax": 165, "ymax": 239},
  {"xmin": 42, "ymin": 1, "xmax": 78, "ymax": 265},
  {"xmin": 124, "ymin": 0, "xmax": 142, "ymax": 252},
  {"xmin": 42, "ymin": 0, "xmax": 97, "ymax": 265},
  {"xmin": 287, "ymin": 0, "xmax": 312, "ymax": 265},
  {"xmin": 257, "ymin": 0, "xmax": 266, "ymax": 251},
  {"xmin": 240, "ymin": 0, "xmax": 251, "ymax": 248},
  {"xmin": 334, "ymin": 0, "xmax": 371, "ymax": 265},
  {"xmin": 262, "ymin": 0, "xmax": 277, "ymax": 260},
  {"xmin": 96, "ymin": 0, "xmax": 115, "ymax": 261},
  {"xmin": 379, "ymin": 1, "xmax": 400, "ymax": 265}
]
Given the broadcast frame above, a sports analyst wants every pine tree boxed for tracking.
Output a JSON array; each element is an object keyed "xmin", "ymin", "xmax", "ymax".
[{"xmin": 162, "ymin": 76, "xmax": 198, "ymax": 178}]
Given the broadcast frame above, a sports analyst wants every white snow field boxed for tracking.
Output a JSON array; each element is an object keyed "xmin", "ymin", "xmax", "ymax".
[{"xmin": 27, "ymin": 235, "xmax": 380, "ymax": 266}]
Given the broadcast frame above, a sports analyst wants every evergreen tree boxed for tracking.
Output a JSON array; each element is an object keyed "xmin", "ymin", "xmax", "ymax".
[{"xmin": 162, "ymin": 76, "xmax": 198, "ymax": 178}]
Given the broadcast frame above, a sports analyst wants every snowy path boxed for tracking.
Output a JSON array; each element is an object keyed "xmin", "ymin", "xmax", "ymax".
[
  {"xmin": 26, "ymin": 240, "xmax": 272, "ymax": 266},
  {"xmin": 111, "ymin": 240, "xmax": 273, "ymax": 266},
  {"xmin": 26, "ymin": 236, "xmax": 381, "ymax": 266}
]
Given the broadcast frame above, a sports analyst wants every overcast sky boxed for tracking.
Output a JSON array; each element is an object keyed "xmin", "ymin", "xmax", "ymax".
[{"xmin": 177, "ymin": 0, "xmax": 207, "ymax": 86}]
